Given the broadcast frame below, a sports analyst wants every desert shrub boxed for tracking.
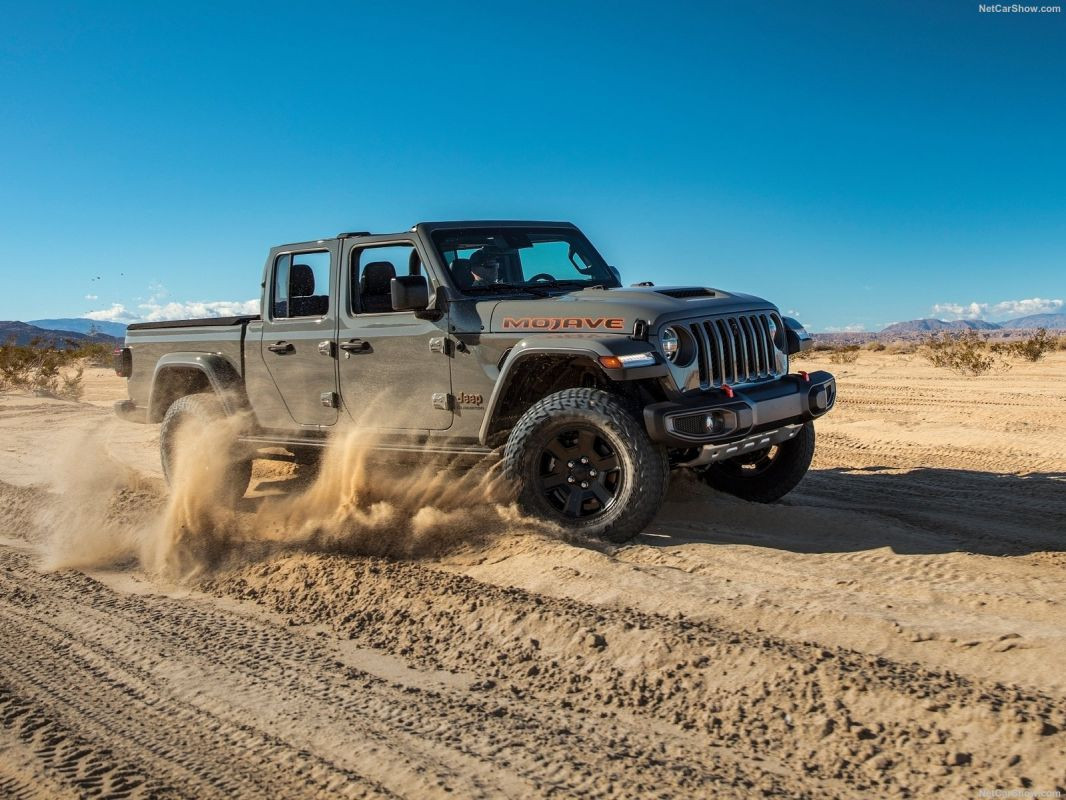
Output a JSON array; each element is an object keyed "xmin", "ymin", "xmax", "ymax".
[
  {"xmin": 58, "ymin": 365, "xmax": 85, "ymax": 401},
  {"xmin": 811, "ymin": 341, "xmax": 834, "ymax": 352},
  {"xmin": 1005, "ymin": 328, "xmax": 1056, "ymax": 362},
  {"xmin": 828, "ymin": 345, "xmax": 860, "ymax": 364},
  {"xmin": 885, "ymin": 340, "xmax": 917, "ymax": 355},
  {"xmin": 0, "ymin": 340, "xmax": 84, "ymax": 399},
  {"xmin": 1057, "ymin": 334, "xmax": 1066, "ymax": 351},
  {"xmin": 70, "ymin": 341, "xmax": 115, "ymax": 367},
  {"xmin": 922, "ymin": 330, "xmax": 1007, "ymax": 376},
  {"xmin": 864, "ymin": 340, "xmax": 886, "ymax": 352}
]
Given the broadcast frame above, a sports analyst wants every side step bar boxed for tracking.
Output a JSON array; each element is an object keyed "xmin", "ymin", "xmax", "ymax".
[{"xmin": 237, "ymin": 434, "xmax": 497, "ymax": 461}]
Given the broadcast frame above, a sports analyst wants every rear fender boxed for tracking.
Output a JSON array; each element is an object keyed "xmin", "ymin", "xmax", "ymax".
[{"xmin": 148, "ymin": 352, "xmax": 249, "ymax": 422}]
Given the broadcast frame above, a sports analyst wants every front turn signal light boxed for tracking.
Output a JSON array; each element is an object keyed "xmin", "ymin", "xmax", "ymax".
[{"xmin": 599, "ymin": 353, "xmax": 656, "ymax": 369}]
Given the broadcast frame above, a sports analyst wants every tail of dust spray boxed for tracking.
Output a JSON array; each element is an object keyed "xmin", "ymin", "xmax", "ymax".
[{"xmin": 41, "ymin": 408, "xmax": 553, "ymax": 581}]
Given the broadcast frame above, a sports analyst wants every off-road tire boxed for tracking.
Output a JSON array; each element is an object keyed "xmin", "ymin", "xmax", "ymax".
[
  {"xmin": 159, "ymin": 393, "xmax": 251, "ymax": 507},
  {"xmin": 698, "ymin": 421, "xmax": 815, "ymax": 503},
  {"xmin": 503, "ymin": 388, "xmax": 669, "ymax": 543}
]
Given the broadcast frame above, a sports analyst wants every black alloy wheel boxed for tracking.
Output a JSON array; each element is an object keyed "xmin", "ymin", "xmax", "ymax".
[{"xmin": 537, "ymin": 425, "xmax": 623, "ymax": 519}]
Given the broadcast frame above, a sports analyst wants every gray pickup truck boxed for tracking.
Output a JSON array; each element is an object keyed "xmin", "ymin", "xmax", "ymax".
[{"xmin": 115, "ymin": 221, "xmax": 835, "ymax": 542}]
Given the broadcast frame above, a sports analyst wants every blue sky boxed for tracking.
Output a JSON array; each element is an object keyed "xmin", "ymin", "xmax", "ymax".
[{"xmin": 2, "ymin": 0, "xmax": 1063, "ymax": 332}]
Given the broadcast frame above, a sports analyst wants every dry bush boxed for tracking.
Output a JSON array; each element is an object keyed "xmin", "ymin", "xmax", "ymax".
[
  {"xmin": 59, "ymin": 365, "xmax": 85, "ymax": 401},
  {"xmin": 828, "ymin": 345, "xmax": 860, "ymax": 364},
  {"xmin": 922, "ymin": 330, "xmax": 1007, "ymax": 376},
  {"xmin": 864, "ymin": 340, "xmax": 886, "ymax": 352},
  {"xmin": 1057, "ymin": 334, "xmax": 1066, "ymax": 351},
  {"xmin": 70, "ymin": 341, "xmax": 114, "ymax": 367},
  {"xmin": 0, "ymin": 340, "xmax": 85, "ymax": 400},
  {"xmin": 885, "ymin": 340, "xmax": 917, "ymax": 355},
  {"xmin": 1004, "ymin": 328, "xmax": 1056, "ymax": 362}
]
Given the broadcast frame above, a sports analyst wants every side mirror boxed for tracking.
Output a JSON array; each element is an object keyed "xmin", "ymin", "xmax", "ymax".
[
  {"xmin": 391, "ymin": 275, "xmax": 430, "ymax": 312},
  {"xmin": 783, "ymin": 317, "xmax": 813, "ymax": 354}
]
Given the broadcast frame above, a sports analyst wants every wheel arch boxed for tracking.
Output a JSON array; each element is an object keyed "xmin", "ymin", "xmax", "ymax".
[
  {"xmin": 478, "ymin": 338, "xmax": 669, "ymax": 446},
  {"xmin": 148, "ymin": 353, "xmax": 249, "ymax": 423}
]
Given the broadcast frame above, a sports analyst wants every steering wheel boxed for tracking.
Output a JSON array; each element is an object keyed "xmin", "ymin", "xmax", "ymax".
[{"xmin": 528, "ymin": 273, "xmax": 556, "ymax": 283}]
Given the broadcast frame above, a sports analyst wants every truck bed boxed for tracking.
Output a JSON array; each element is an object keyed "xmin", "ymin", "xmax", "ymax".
[{"xmin": 122, "ymin": 316, "xmax": 258, "ymax": 421}]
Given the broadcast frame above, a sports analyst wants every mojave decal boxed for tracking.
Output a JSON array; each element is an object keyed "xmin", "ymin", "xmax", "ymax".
[{"xmin": 502, "ymin": 317, "xmax": 626, "ymax": 331}]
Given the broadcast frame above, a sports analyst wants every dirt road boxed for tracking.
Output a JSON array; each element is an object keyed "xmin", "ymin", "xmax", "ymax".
[{"xmin": 1, "ymin": 353, "xmax": 1064, "ymax": 798}]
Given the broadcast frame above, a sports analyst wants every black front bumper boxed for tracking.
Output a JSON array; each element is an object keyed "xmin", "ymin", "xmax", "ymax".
[{"xmin": 643, "ymin": 370, "xmax": 836, "ymax": 447}]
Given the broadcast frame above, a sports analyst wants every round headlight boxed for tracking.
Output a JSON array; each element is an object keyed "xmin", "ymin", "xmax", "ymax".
[{"xmin": 661, "ymin": 327, "xmax": 680, "ymax": 361}]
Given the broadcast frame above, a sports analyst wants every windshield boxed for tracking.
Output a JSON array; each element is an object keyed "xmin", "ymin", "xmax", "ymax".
[{"xmin": 431, "ymin": 228, "xmax": 619, "ymax": 294}]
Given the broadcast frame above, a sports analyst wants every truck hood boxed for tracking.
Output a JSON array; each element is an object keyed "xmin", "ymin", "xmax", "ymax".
[{"xmin": 480, "ymin": 285, "xmax": 777, "ymax": 334}]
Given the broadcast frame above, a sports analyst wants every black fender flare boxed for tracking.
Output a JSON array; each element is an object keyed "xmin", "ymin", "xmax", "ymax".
[
  {"xmin": 477, "ymin": 336, "xmax": 667, "ymax": 445},
  {"xmin": 148, "ymin": 352, "xmax": 249, "ymax": 422}
]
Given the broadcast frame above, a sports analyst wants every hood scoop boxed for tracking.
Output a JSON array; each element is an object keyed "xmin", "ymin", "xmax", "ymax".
[{"xmin": 655, "ymin": 287, "xmax": 717, "ymax": 299}]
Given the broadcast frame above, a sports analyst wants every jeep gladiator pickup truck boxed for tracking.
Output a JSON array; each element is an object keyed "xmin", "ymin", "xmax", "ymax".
[{"xmin": 114, "ymin": 221, "xmax": 835, "ymax": 542}]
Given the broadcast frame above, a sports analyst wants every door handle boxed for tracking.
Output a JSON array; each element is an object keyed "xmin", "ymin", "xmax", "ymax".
[
  {"xmin": 339, "ymin": 339, "xmax": 371, "ymax": 353},
  {"xmin": 268, "ymin": 341, "xmax": 294, "ymax": 354}
]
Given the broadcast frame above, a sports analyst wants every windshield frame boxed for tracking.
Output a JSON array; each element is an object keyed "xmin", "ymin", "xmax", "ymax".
[{"xmin": 427, "ymin": 225, "xmax": 620, "ymax": 297}]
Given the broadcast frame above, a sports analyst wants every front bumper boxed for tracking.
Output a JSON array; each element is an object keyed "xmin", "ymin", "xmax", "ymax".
[{"xmin": 643, "ymin": 370, "xmax": 836, "ymax": 448}]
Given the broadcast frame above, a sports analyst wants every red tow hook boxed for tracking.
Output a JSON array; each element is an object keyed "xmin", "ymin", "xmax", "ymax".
[
  {"xmin": 797, "ymin": 370, "xmax": 810, "ymax": 383},
  {"xmin": 721, "ymin": 384, "xmax": 735, "ymax": 398}
]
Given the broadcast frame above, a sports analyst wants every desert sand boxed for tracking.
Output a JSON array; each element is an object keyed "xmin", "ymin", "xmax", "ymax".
[{"xmin": 1, "ymin": 352, "xmax": 1064, "ymax": 798}]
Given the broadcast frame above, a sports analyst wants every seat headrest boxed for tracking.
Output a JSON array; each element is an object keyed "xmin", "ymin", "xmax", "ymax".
[
  {"xmin": 450, "ymin": 257, "xmax": 474, "ymax": 288},
  {"xmin": 291, "ymin": 264, "xmax": 315, "ymax": 296},
  {"xmin": 470, "ymin": 248, "xmax": 503, "ymax": 268},
  {"xmin": 360, "ymin": 261, "xmax": 396, "ymax": 294}
]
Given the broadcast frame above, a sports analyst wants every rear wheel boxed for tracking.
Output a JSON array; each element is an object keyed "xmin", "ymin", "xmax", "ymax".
[
  {"xmin": 697, "ymin": 422, "xmax": 815, "ymax": 502},
  {"xmin": 503, "ymin": 388, "xmax": 668, "ymax": 543},
  {"xmin": 159, "ymin": 393, "xmax": 251, "ymax": 507}
]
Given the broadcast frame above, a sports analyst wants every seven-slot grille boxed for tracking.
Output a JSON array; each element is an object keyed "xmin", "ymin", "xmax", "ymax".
[{"xmin": 681, "ymin": 312, "xmax": 783, "ymax": 389}]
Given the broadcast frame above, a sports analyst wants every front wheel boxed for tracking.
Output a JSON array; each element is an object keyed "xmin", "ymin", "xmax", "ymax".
[
  {"xmin": 503, "ymin": 388, "xmax": 669, "ymax": 543},
  {"xmin": 696, "ymin": 422, "xmax": 815, "ymax": 503}
]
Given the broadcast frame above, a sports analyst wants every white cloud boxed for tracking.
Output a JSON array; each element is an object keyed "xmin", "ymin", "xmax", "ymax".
[
  {"xmin": 85, "ymin": 299, "xmax": 259, "ymax": 323},
  {"xmin": 84, "ymin": 293, "xmax": 98, "ymax": 300},
  {"xmin": 931, "ymin": 302, "xmax": 985, "ymax": 319},
  {"xmin": 785, "ymin": 309, "xmax": 801, "ymax": 318},
  {"xmin": 824, "ymin": 323, "xmax": 866, "ymax": 333},
  {"xmin": 138, "ymin": 299, "xmax": 259, "ymax": 321},
  {"xmin": 86, "ymin": 303, "xmax": 136, "ymax": 322},
  {"xmin": 931, "ymin": 297, "xmax": 1063, "ymax": 321}
]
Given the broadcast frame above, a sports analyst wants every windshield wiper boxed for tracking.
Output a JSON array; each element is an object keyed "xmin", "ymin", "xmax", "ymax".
[
  {"xmin": 546, "ymin": 279, "xmax": 603, "ymax": 288},
  {"xmin": 463, "ymin": 283, "xmax": 550, "ymax": 298},
  {"xmin": 523, "ymin": 278, "xmax": 606, "ymax": 292}
]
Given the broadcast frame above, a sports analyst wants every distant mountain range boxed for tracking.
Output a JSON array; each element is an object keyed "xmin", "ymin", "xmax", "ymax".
[
  {"xmin": 880, "ymin": 314, "xmax": 1066, "ymax": 335},
  {"xmin": 1, "ymin": 321, "xmax": 121, "ymax": 347},
  {"xmin": 999, "ymin": 313, "xmax": 1066, "ymax": 329},
  {"xmin": 28, "ymin": 318, "xmax": 128, "ymax": 338}
]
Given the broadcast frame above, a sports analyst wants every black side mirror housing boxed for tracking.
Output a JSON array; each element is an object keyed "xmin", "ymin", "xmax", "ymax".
[
  {"xmin": 783, "ymin": 316, "xmax": 813, "ymax": 354},
  {"xmin": 391, "ymin": 275, "xmax": 431, "ymax": 313}
]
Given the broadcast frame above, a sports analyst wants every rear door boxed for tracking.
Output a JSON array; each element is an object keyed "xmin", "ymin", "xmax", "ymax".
[
  {"xmin": 258, "ymin": 241, "xmax": 340, "ymax": 427},
  {"xmin": 337, "ymin": 237, "xmax": 452, "ymax": 431}
]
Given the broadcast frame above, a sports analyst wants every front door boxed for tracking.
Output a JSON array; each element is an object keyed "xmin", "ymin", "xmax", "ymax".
[
  {"xmin": 259, "ymin": 243, "xmax": 340, "ymax": 428},
  {"xmin": 337, "ymin": 239, "xmax": 452, "ymax": 431}
]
